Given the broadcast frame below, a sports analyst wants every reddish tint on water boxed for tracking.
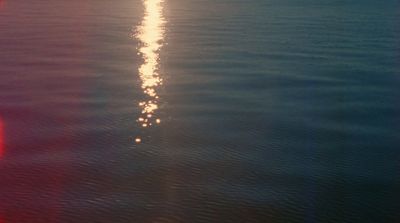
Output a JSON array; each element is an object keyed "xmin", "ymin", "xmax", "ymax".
[
  {"xmin": 0, "ymin": 0, "xmax": 5, "ymax": 10},
  {"xmin": 0, "ymin": 117, "xmax": 3, "ymax": 223},
  {"xmin": 0, "ymin": 1, "xmax": 91, "ymax": 221},
  {"xmin": 0, "ymin": 118, "xmax": 3, "ymax": 158}
]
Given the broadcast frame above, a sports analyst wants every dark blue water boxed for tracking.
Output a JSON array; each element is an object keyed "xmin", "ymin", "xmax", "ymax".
[{"xmin": 0, "ymin": 0, "xmax": 399, "ymax": 222}]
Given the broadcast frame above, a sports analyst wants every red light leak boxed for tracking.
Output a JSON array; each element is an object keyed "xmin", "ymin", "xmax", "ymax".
[
  {"xmin": 0, "ymin": 0, "xmax": 5, "ymax": 10},
  {"xmin": 0, "ymin": 118, "xmax": 4, "ymax": 223},
  {"xmin": 0, "ymin": 118, "xmax": 4, "ymax": 158}
]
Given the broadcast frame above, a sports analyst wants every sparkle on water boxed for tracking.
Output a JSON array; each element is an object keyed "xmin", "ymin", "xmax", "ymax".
[
  {"xmin": 135, "ymin": 137, "xmax": 142, "ymax": 143},
  {"xmin": 134, "ymin": 0, "xmax": 166, "ymax": 142}
]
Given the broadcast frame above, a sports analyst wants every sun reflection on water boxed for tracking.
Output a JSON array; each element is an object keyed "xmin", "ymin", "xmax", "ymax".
[{"xmin": 135, "ymin": 0, "xmax": 166, "ymax": 142}]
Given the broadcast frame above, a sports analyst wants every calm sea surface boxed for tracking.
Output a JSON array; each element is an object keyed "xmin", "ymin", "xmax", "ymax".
[{"xmin": 0, "ymin": 0, "xmax": 399, "ymax": 222}]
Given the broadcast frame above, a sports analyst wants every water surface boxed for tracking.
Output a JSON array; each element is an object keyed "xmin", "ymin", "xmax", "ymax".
[{"xmin": 0, "ymin": 0, "xmax": 399, "ymax": 222}]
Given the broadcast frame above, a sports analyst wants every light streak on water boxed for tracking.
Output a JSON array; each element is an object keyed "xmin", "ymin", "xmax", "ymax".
[{"xmin": 135, "ymin": 0, "xmax": 166, "ymax": 142}]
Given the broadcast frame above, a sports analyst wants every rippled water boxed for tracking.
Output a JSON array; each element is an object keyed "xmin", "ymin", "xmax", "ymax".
[{"xmin": 0, "ymin": 0, "xmax": 399, "ymax": 222}]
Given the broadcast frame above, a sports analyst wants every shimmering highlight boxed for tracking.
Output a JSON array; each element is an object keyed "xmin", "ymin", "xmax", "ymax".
[{"xmin": 135, "ymin": 0, "xmax": 165, "ymax": 139}]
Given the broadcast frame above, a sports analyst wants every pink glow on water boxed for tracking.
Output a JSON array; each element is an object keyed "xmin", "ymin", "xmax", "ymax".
[
  {"xmin": 0, "ymin": 117, "xmax": 4, "ymax": 158},
  {"xmin": 0, "ymin": 0, "xmax": 5, "ymax": 10},
  {"xmin": 0, "ymin": 118, "xmax": 4, "ymax": 223}
]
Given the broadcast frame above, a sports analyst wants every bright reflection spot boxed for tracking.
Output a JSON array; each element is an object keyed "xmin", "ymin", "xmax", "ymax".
[{"xmin": 135, "ymin": 0, "xmax": 166, "ymax": 141}]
